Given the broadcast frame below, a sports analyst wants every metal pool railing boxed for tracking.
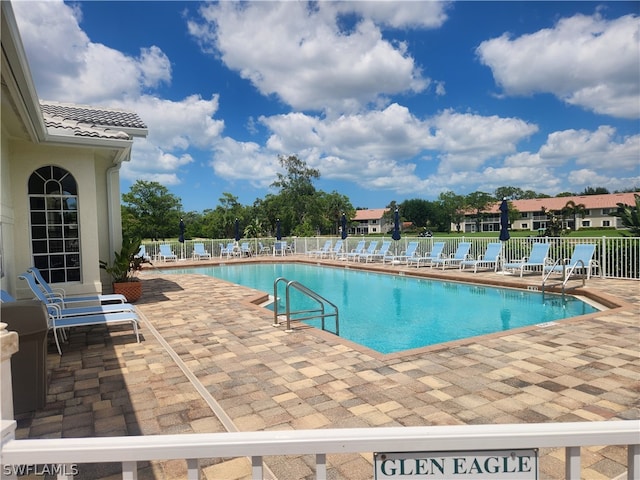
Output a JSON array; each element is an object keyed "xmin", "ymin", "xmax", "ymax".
[{"xmin": 2, "ymin": 420, "xmax": 638, "ymax": 479}]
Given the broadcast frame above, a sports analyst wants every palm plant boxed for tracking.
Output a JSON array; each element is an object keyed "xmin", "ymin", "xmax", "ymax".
[{"xmin": 611, "ymin": 194, "xmax": 640, "ymax": 236}]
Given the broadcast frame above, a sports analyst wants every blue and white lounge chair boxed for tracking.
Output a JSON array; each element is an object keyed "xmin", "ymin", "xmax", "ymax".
[
  {"xmin": 273, "ymin": 241, "xmax": 289, "ymax": 256},
  {"xmin": 28, "ymin": 266, "xmax": 126, "ymax": 305},
  {"xmin": 321, "ymin": 239, "xmax": 343, "ymax": 259},
  {"xmin": 503, "ymin": 243, "xmax": 550, "ymax": 277},
  {"xmin": 193, "ymin": 243, "xmax": 211, "ymax": 260},
  {"xmin": 408, "ymin": 242, "xmax": 445, "ymax": 268},
  {"xmin": 460, "ymin": 243, "xmax": 502, "ymax": 273},
  {"xmin": 353, "ymin": 240, "xmax": 378, "ymax": 262},
  {"xmin": 385, "ymin": 242, "xmax": 419, "ymax": 264},
  {"xmin": 432, "ymin": 242, "xmax": 472, "ymax": 269},
  {"xmin": 240, "ymin": 242, "xmax": 252, "ymax": 256},
  {"xmin": 159, "ymin": 244, "xmax": 177, "ymax": 262},
  {"xmin": 360, "ymin": 241, "xmax": 391, "ymax": 263},
  {"xmin": 20, "ymin": 273, "xmax": 135, "ymax": 317},
  {"xmin": 258, "ymin": 242, "xmax": 270, "ymax": 255},
  {"xmin": 337, "ymin": 240, "xmax": 366, "ymax": 261},
  {"xmin": 543, "ymin": 244, "xmax": 598, "ymax": 280},
  {"xmin": 1, "ymin": 290, "xmax": 15, "ymax": 302},
  {"xmin": 135, "ymin": 245, "xmax": 152, "ymax": 262},
  {"xmin": 220, "ymin": 242, "xmax": 235, "ymax": 258},
  {"xmin": 307, "ymin": 240, "xmax": 332, "ymax": 258}
]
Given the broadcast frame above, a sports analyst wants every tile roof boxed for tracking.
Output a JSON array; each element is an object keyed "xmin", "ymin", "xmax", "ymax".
[
  {"xmin": 354, "ymin": 208, "xmax": 389, "ymax": 220},
  {"xmin": 486, "ymin": 192, "xmax": 639, "ymax": 213},
  {"xmin": 40, "ymin": 101, "xmax": 147, "ymax": 141}
]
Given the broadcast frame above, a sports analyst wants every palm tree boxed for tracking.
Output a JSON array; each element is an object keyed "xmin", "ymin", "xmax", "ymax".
[
  {"xmin": 563, "ymin": 200, "xmax": 587, "ymax": 230},
  {"xmin": 611, "ymin": 194, "xmax": 640, "ymax": 236}
]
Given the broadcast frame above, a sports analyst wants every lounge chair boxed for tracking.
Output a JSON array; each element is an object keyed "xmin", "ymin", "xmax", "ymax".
[
  {"xmin": 359, "ymin": 241, "xmax": 391, "ymax": 263},
  {"xmin": 408, "ymin": 242, "xmax": 445, "ymax": 268},
  {"xmin": 240, "ymin": 242, "xmax": 252, "ymax": 256},
  {"xmin": 159, "ymin": 244, "xmax": 177, "ymax": 262},
  {"xmin": 460, "ymin": 243, "xmax": 502, "ymax": 273},
  {"xmin": 503, "ymin": 243, "xmax": 550, "ymax": 277},
  {"xmin": 258, "ymin": 242, "xmax": 270, "ymax": 255},
  {"xmin": 27, "ymin": 266, "xmax": 126, "ymax": 305},
  {"xmin": 1, "ymin": 290, "xmax": 15, "ymax": 302},
  {"xmin": 432, "ymin": 242, "xmax": 472, "ymax": 269},
  {"xmin": 353, "ymin": 240, "xmax": 378, "ymax": 262},
  {"xmin": 307, "ymin": 240, "xmax": 332, "ymax": 258},
  {"xmin": 192, "ymin": 243, "xmax": 211, "ymax": 260},
  {"xmin": 385, "ymin": 242, "xmax": 419, "ymax": 265},
  {"xmin": 220, "ymin": 242, "xmax": 235, "ymax": 258},
  {"xmin": 337, "ymin": 240, "xmax": 365, "ymax": 261},
  {"xmin": 543, "ymin": 244, "xmax": 598, "ymax": 281},
  {"xmin": 135, "ymin": 245, "xmax": 152, "ymax": 262},
  {"xmin": 273, "ymin": 241, "xmax": 289, "ymax": 256},
  {"xmin": 20, "ymin": 273, "xmax": 135, "ymax": 317},
  {"xmin": 321, "ymin": 239, "xmax": 343, "ymax": 259}
]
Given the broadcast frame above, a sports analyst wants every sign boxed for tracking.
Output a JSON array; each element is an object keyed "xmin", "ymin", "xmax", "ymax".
[{"xmin": 374, "ymin": 449, "xmax": 538, "ymax": 479}]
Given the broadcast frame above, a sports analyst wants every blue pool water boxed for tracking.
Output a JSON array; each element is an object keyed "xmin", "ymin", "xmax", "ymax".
[{"xmin": 167, "ymin": 263, "xmax": 599, "ymax": 354}]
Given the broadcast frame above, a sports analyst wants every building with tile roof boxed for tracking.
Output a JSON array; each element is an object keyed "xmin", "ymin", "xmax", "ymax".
[
  {"xmin": 457, "ymin": 192, "xmax": 639, "ymax": 233},
  {"xmin": 352, "ymin": 208, "xmax": 392, "ymax": 235},
  {"xmin": 1, "ymin": 1, "xmax": 147, "ymax": 298}
]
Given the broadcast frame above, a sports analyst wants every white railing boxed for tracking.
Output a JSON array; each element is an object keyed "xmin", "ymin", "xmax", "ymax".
[{"xmin": 1, "ymin": 420, "xmax": 638, "ymax": 480}]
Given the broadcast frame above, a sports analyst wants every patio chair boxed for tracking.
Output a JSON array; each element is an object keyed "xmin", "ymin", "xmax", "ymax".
[
  {"xmin": 432, "ymin": 242, "xmax": 472, "ymax": 269},
  {"xmin": 134, "ymin": 245, "xmax": 152, "ymax": 262},
  {"xmin": 460, "ymin": 243, "xmax": 502, "ymax": 273},
  {"xmin": 503, "ymin": 243, "xmax": 550, "ymax": 277},
  {"xmin": 543, "ymin": 244, "xmax": 598, "ymax": 281},
  {"xmin": 19, "ymin": 272, "xmax": 135, "ymax": 317},
  {"xmin": 337, "ymin": 240, "xmax": 366, "ymax": 261},
  {"xmin": 240, "ymin": 242, "xmax": 253, "ymax": 256},
  {"xmin": 307, "ymin": 240, "xmax": 332, "ymax": 258},
  {"xmin": 353, "ymin": 240, "xmax": 378, "ymax": 262},
  {"xmin": 258, "ymin": 242, "xmax": 270, "ymax": 255},
  {"xmin": 1, "ymin": 290, "xmax": 15, "ymax": 302},
  {"xmin": 408, "ymin": 242, "xmax": 445, "ymax": 268},
  {"xmin": 27, "ymin": 266, "xmax": 126, "ymax": 305},
  {"xmin": 385, "ymin": 241, "xmax": 419, "ymax": 265},
  {"xmin": 220, "ymin": 242, "xmax": 235, "ymax": 258},
  {"xmin": 273, "ymin": 241, "xmax": 289, "ymax": 256},
  {"xmin": 321, "ymin": 239, "xmax": 343, "ymax": 259},
  {"xmin": 192, "ymin": 243, "xmax": 211, "ymax": 260},
  {"xmin": 359, "ymin": 241, "xmax": 391, "ymax": 263},
  {"xmin": 159, "ymin": 244, "xmax": 178, "ymax": 262}
]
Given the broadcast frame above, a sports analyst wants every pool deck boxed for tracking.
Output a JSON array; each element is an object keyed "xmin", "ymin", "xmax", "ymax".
[{"xmin": 13, "ymin": 255, "xmax": 640, "ymax": 479}]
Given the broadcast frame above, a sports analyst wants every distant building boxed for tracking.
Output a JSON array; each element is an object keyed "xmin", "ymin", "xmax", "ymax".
[
  {"xmin": 352, "ymin": 209, "xmax": 391, "ymax": 235},
  {"xmin": 456, "ymin": 192, "xmax": 639, "ymax": 234}
]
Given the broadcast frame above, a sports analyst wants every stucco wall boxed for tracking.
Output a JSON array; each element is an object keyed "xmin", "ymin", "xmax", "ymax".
[{"xmin": 1, "ymin": 127, "xmax": 16, "ymax": 295}]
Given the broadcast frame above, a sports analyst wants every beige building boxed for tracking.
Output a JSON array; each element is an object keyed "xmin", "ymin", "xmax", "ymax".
[
  {"xmin": 351, "ymin": 208, "xmax": 392, "ymax": 235},
  {"xmin": 1, "ymin": 2, "xmax": 147, "ymax": 299},
  {"xmin": 457, "ymin": 192, "xmax": 639, "ymax": 234}
]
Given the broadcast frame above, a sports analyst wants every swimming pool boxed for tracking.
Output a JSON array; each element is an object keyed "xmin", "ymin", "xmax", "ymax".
[{"xmin": 167, "ymin": 263, "xmax": 599, "ymax": 354}]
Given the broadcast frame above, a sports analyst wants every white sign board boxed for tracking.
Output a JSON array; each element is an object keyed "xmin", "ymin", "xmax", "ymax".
[{"xmin": 374, "ymin": 449, "xmax": 538, "ymax": 479}]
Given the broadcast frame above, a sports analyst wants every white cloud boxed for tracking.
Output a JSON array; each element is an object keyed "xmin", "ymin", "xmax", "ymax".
[
  {"xmin": 188, "ymin": 1, "xmax": 443, "ymax": 112},
  {"xmin": 477, "ymin": 12, "xmax": 640, "ymax": 119},
  {"xmin": 12, "ymin": 0, "xmax": 171, "ymax": 104}
]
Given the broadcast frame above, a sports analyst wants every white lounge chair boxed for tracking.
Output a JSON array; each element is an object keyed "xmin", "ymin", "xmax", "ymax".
[
  {"xmin": 385, "ymin": 241, "xmax": 419, "ymax": 265},
  {"xmin": 460, "ymin": 243, "xmax": 502, "ymax": 273},
  {"xmin": 322, "ymin": 239, "xmax": 344, "ymax": 259},
  {"xmin": 240, "ymin": 242, "xmax": 252, "ymax": 256},
  {"xmin": 220, "ymin": 242, "xmax": 234, "ymax": 258},
  {"xmin": 353, "ymin": 240, "xmax": 378, "ymax": 262},
  {"xmin": 273, "ymin": 241, "xmax": 289, "ymax": 256},
  {"xmin": 408, "ymin": 242, "xmax": 445, "ymax": 268},
  {"xmin": 337, "ymin": 240, "xmax": 365, "ymax": 261},
  {"xmin": 432, "ymin": 242, "xmax": 472, "ymax": 269},
  {"xmin": 159, "ymin": 244, "xmax": 177, "ymax": 262},
  {"xmin": 258, "ymin": 242, "xmax": 270, "ymax": 255},
  {"xmin": 503, "ymin": 243, "xmax": 550, "ymax": 277},
  {"xmin": 28, "ymin": 266, "xmax": 126, "ymax": 305},
  {"xmin": 192, "ymin": 243, "xmax": 211, "ymax": 260},
  {"xmin": 135, "ymin": 245, "xmax": 152, "ymax": 262}
]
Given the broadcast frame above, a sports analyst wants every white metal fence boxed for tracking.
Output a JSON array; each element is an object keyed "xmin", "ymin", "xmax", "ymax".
[
  {"xmin": 144, "ymin": 236, "xmax": 640, "ymax": 279},
  {"xmin": 2, "ymin": 419, "xmax": 638, "ymax": 480}
]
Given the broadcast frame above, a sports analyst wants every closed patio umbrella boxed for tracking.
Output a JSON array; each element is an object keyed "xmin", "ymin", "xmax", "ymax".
[
  {"xmin": 341, "ymin": 213, "xmax": 348, "ymax": 240},
  {"xmin": 499, "ymin": 198, "xmax": 510, "ymax": 242},
  {"xmin": 179, "ymin": 218, "xmax": 185, "ymax": 243},
  {"xmin": 234, "ymin": 218, "xmax": 240, "ymax": 242},
  {"xmin": 276, "ymin": 219, "xmax": 282, "ymax": 241},
  {"xmin": 391, "ymin": 208, "xmax": 401, "ymax": 241}
]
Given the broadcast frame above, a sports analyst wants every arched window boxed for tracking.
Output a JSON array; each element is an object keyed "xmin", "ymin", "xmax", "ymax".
[{"xmin": 28, "ymin": 166, "xmax": 80, "ymax": 283}]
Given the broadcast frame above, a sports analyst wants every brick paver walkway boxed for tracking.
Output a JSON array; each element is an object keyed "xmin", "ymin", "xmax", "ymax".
[{"xmin": 13, "ymin": 256, "xmax": 639, "ymax": 479}]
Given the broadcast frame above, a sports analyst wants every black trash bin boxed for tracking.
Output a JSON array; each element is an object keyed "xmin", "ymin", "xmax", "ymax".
[{"xmin": 1, "ymin": 300, "xmax": 49, "ymax": 414}]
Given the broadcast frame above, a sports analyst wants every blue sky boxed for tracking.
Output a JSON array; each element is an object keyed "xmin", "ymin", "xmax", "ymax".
[{"xmin": 12, "ymin": 1, "xmax": 640, "ymax": 212}]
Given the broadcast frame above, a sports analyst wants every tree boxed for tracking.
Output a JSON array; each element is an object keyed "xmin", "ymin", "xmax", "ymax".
[
  {"xmin": 611, "ymin": 194, "xmax": 640, "ymax": 236},
  {"xmin": 581, "ymin": 186, "xmax": 610, "ymax": 195},
  {"xmin": 494, "ymin": 186, "xmax": 524, "ymax": 200},
  {"xmin": 562, "ymin": 200, "xmax": 586, "ymax": 230},
  {"xmin": 465, "ymin": 191, "xmax": 494, "ymax": 233},
  {"xmin": 438, "ymin": 191, "xmax": 466, "ymax": 232},
  {"xmin": 122, "ymin": 180, "xmax": 182, "ymax": 240}
]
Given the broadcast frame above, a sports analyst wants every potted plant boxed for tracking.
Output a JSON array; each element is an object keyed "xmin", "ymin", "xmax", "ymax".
[{"xmin": 100, "ymin": 235, "xmax": 150, "ymax": 302}]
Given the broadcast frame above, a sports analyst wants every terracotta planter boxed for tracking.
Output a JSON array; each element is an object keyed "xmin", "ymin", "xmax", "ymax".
[{"xmin": 113, "ymin": 280, "xmax": 142, "ymax": 303}]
